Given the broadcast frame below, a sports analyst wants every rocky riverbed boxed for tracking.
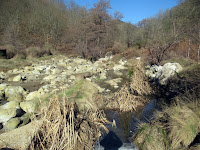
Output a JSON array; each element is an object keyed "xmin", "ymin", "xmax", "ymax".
[
  {"xmin": 0, "ymin": 54, "xmax": 184, "ymax": 149},
  {"xmin": 0, "ymin": 55, "xmax": 129, "ymax": 144}
]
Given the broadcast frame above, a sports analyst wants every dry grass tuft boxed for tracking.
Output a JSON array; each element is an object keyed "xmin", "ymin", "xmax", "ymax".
[
  {"xmin": 133, "ymin": 99, "xmax": 200, "ymax": 150},
  {"xmin": 30, "ymin": 93, "xmax": 108, "ymax": 150},
  {"xmin": 109, "ymin": 61, "xmax": 152, "ymax": 112},
  {"xmin": 130, "ymin": 62, "xmax": 152, "ymax": 96},
  {"xmin": 189, "ymin": 144, "xmax": 200, "ymax": 150},
  {"xmin": 132, "ymin": 123, "xmax": 168, "ymax": 150},
  {"xmin": 164, "ymin": 102, "xmax": 200, "ymax": 149},
  {"xmin": 113, "ymin": 84, "xmax": 145, "ymax": 112}
]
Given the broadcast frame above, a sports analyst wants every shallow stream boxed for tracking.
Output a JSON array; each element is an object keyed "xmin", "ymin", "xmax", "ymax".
[{"xmin": 95, "ymin": 100, "xmax": 160, "ymax": 150}]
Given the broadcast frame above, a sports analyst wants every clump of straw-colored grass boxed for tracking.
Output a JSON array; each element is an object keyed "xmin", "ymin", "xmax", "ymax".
[
  {"xmin": 133, "ymin": 99, "xmax": 200, "ymax": 150},
  {"xmin": 30, "ymin": 93, "xmax": 108, "ymax": 150},
  {"xmin": 110, "ymin": 61, "xmax": 152, "ymax": 112},
  {"xmin": 113, "ymin": 84, "xmax": 145, "ymax": 112},
  {"xmin": 164, "ymin": 102, "xmax": 200, "ymax": 149},
  {"xmin": 132, "ymin": 123, "xmax": 168, "ymax": 150},
  {"xmin": 130, "ymin": 62, "xmax": 152, "ymax": 96}
]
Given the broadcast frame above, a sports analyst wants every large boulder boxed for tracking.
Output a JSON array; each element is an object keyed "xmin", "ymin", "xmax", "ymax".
[
  {"xmin": 0, "ymin": 120, "xmax": 43, "ymax": 150},
  {"xmin": 5, "ymin": 86, "xmax": 25, "ymax": 101},
  {"xmin": 146, "ymin": 63, "xmax": 183, "ymax": 85},
  {"xmin": 7, "ymin": 94, "xmax": 23, "ymax": 102},
  {"xmin": 0, "ymin": 109, "xmax": 17, "ymax": 123},
  {"xmin": 3, "ymin": 118, "xmax": 20, "ymax": 131},
  {"xmin": 20, "ymin": 101, "xmax": 38, "ymax": 113},
  {"xmin": 0, "ymin": 101, "xmax": 20, "ymax": 109},
  {"xmin": 25, "ymin": 91, "xmax": 40, "ymax": 101},
  {"xmin": 158, "ymin": 63, "xmax": 182, "ymax": 85},
  {"xmin": 0, "ymin": 83, "xmax": 8, "ymax": 99},
  {"xmin": 0, "ymin": 101, "xmax": 19, "ymax": 123}
]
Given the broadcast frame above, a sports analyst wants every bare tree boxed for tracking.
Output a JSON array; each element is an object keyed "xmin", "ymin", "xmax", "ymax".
[{"xmin": 145, "ymin": 11, "xmax": 179, "ymax": 64}]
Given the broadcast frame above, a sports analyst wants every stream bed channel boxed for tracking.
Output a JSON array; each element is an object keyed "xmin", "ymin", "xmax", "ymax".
[{"xmin": 95, "ymin": 100, "xmax": 160, "ymax": 150}]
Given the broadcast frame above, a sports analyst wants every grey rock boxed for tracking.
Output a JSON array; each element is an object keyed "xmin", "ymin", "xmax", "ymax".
[
  {"xmin": 0, "ymin": 120, "xmax": 43, "ymax": 150},
  {"xmin": 146, "ymin": 63, "xmax": 183, "ymax": 85},
  {"xmin": 20, "ymin": 101, "xmax": 38, "ymax": 113},
  {"xmin": 4, "ymin": 118, "xmax": 20, "ymax": 131},
  {"xmin": 12, "ymin": 75, "xmax": 21, "ymax": 82},
  {"xmin": 5, "ymin": 86, "xmax": 25, "ymax": 99},
  {"xmin": 0, "ymin": 109, "xmax": 17, "ymax": 123}
]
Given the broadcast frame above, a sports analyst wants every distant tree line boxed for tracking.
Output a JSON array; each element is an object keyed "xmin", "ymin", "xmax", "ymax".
[
  {"xmin": 0, "ymin": 0, "xmax": 135, "ymax": 59},
  {"xmin": 0, "ymin": 0, "xmax": 199, "ymax": 63}
]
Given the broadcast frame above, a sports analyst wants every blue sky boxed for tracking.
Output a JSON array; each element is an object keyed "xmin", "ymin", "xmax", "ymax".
[{"xmin": 72, "ymin": 0, "xmax": 178, "ymax": 24}]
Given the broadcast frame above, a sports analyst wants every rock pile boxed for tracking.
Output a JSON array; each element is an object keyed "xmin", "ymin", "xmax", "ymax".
[
  {"xmin": 146, "ymin": 63, "xmax": 183, "ymax": 85},
  {"xmin": 0, "ymin": 55, "xmax": 128, "ymax": 132}
]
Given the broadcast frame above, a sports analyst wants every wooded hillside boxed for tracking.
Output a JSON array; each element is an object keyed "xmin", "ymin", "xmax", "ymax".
[{"xmin": 0, "ymin": 0, "xmax": 199, "ymax": 63}]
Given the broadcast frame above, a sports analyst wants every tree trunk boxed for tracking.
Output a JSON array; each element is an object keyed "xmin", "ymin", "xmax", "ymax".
[
  {"xmin": 198, "ymin": 30, "xmax": 200, "ymax": 62},
  {"xmin": 188, "ymin": 38, "xmax": 191, "ymax": 58},
  {"xmin": 198, "ymin": 45, "xmax": 200, "ymax": 62}
]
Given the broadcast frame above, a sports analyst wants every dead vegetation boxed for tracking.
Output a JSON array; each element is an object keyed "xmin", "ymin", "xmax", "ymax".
[
  {"xmin": 30, "ymin": 93, "xmax": 109, "ymax": 150},
  {"xmin": 130, "ymin": 62, "xmax": 152, "ymax": 96},
  {"xmin": 108, "ymin": 62, "xmax": 152, "ymax": 112},
  {"xmin": 133, "ymin": 99, "xmax": 200, "ymax": 150}
]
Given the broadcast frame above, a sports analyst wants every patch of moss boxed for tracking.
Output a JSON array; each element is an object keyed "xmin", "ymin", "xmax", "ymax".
[
  {"xmin": 65, "ymin": 80, "xmax": 83, "ymax": 96},
  {"xmin": 128, "ymin": 68, "xmax": 134, "ymax": 77}
]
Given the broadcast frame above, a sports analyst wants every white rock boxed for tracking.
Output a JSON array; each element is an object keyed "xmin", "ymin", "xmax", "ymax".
[
  {"xmin": 146, "ymin": 63, "xmax": 183, "ymax": 85},
  {"xmin": 0, "ymin": 109, "xmax": 17, "ymax": 123},
  {"xmin": 113, "ymin": 64, "xmax": 126, "ymax": 71},
  {"xmin": 4, "ymin": 118, "xmax": 20, "ymax": 130},
  {"xmin": 25, "ymin": 91, "xmax": 40, "ymax": 101},
  {"xmin": 70, "ymin": 75, "xmax": 76, "ymax": 80},
  {"xmin": 0, "ymin": 101, "xmax": 20, "ymax": 110},
  {"xmin": 5, "ymin": 86, "xmax": 25, "ymax": 99},
  {"xmin": 20, "ymin": 101, "xmax": 37, "ymax": 113},
  {"xmin": 12, "ymin": 75, "xmax": 21, "ymax": 82}
]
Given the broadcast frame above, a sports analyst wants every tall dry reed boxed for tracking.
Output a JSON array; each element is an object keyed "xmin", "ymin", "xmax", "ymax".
[
  {"xmin": 111, "ymin": 61, "xmax": 152, "ymax": 112},
  {"xmin": 30, "ymin": 93, "xmax": 108, "ymax": 150}
]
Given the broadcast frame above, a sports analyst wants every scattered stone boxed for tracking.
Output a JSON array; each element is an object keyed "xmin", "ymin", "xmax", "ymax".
[
  {"xmin": 25, "ymin": 91, "xmax": 40, "ymax": 101},
  {"xmin": 105, "ymin": 78, "xmax": 122, "ymax": 87},
  {"xmin": 43, "ymin": 75, "xmax": 56, "ymax": 81},
  {"xmin": 114, "ymin": 70, "xmax": 123, "ymax": 76},
  {"xmin": 0, "ymin": 109, "xmax": 17, "ymax": 123},
  {"xmin": 12, "ymin": 75, "xmax": 21, "ymax": 82},
  {"xmin": 5, "ymin": 86, "xmax": 25, "ymax": 99},
  {"xmin": 100, "ymin": 72, "xmax": 107, "ymax": 80},
  {"xmin": 20, "ymin": 101, "xmax": 38, "ymax": 113},
  {"xmin": 70, "ymin": 75, "xmax": 76, "ymax": 80},
  {"xmin": 0, "ymin": 101, "xmax": 20, "ymax": 110},
  {"xmin": 0, "ymin": 120, "xmax": 43, "ymax": 150},
  {"xmin": 0, "ymin": 72, "xmax": 6, "ymax": 80},
  {"xmin": 113, "ymin": 64, "xmax": 126, "ymax": 71},
  {"xmin": 4, "ymin": 118, "xmax": 20, "ymax": 131}
]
